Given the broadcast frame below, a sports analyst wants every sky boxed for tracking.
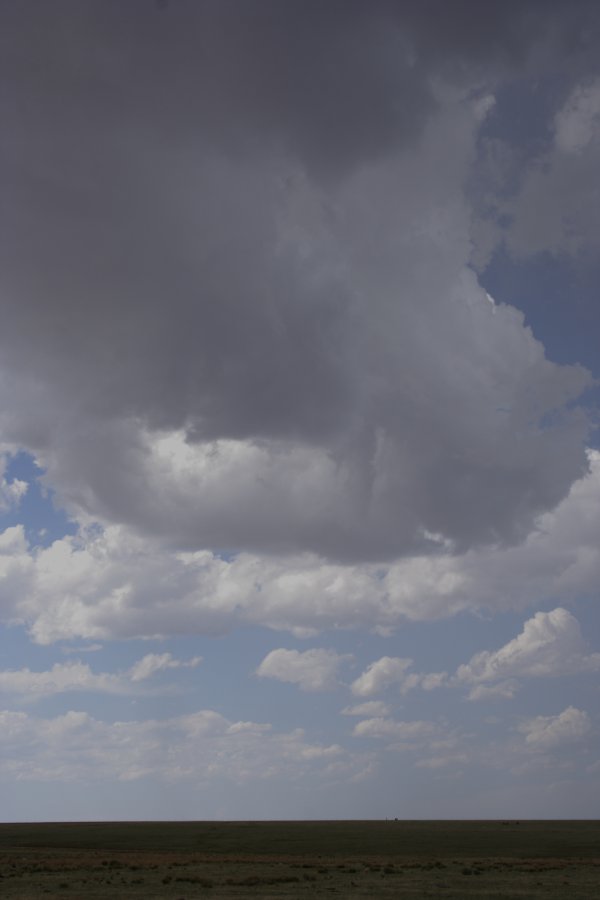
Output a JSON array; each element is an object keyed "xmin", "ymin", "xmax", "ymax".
[{"xmin": 1, "ymin": 0, "xmax": 599, "ymax": 821}]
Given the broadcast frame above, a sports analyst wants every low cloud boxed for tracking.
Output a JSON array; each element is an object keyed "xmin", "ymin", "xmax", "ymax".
[
  {"xmin": 415, "ymin": 753, "xmax": 468, "ymax": 769},
  {"xmin": 0, "ymin": 653, "xmax": 202, "ymax": 699},
  {"xmin": 506, "ymin": 79, "xmax": 600, "ymax": 263},
  {"xmin": 0, "ymin": 662, "xmax": 123, "ymax": 699},
  {"xmin": 0, "ymin": 707, "xmax": 352, "ymax": 785},
  {"xmin": 0, "ymin": 23, "xmax": 593, "ymax": 567},
  {"xmin": 456, "ymin": 608, "xmax": 600, "ymax": 687},
  {"xmin": 353, "ymin": 717, "xmax": 438, "ymax": 743},
  {"xmin": 518, "ymin": 707, "xmax": 592, "ymax": 749},
  {"xmin": 128, "ymin": 652, "xmax": 202, "ymax": 682},
  {"xmin": 0, "ymin": 455, "xmax": 27, "ymax": 513},
  {"xmin": 466, "ymin": 680, "xmax": 519, "ymax": 702},
  {"xmin": 350, "ymin": 658, "xmax": 448, "ymax": 698},
  {"xmin": 0, "ymin": 452, "xmax": 599, "ymax": 644},
  {"xmin": 350, "ymin": 606, "xmax": 600, "ymax": 704},
  {"xmin": 0, "ymin": 0, "xmax": 599, "ymax": 822},
  {"xmin": 256, "ymin": 648, "xmax": 350, "ymax": 692},
  {"xmin": 341, "ymin": 700, "xmax": 391, "ymax": 717},
  {"xmin": 351, "ymin": 657, "xmax": 413, "ymax": 697}
]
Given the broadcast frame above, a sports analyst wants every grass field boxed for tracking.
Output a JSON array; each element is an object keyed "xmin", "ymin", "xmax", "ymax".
[{"xmin": 0, "ymin": 820, "xmax": 599, "ymax": 898}]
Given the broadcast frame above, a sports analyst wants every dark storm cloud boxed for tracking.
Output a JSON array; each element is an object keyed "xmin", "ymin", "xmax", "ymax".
[
  {"xmin": 0, "ymin": 1, "xmax": 596, "ymax": 561},
  {"xmin": 2, "ymin": 0, "xmax": 430, "ymax": 179},
  {"xmin": 3, "ymin": 1, "xmax": 596, "ymax": 175}
]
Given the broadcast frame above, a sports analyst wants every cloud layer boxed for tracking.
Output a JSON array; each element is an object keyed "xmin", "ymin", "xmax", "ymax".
[
  {"xmin": 0, "ymin": 1, "xmax": 599, "ymax": 823},
  {"xmin": 0, "ymin": 2, "xmax": 595, "ymax": 568},
  {"xmin": 0, "ymin": 707, "xmax": 348, "ymax": 785},
  {"xmin": 1, "ymin": 451, "xmax": 598, "ymax": 643}
]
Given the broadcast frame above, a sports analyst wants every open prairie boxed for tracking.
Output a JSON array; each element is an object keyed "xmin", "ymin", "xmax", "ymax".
[{"xmin": 0, "ymin": 820, "xmax": 599, "ymax": 898}]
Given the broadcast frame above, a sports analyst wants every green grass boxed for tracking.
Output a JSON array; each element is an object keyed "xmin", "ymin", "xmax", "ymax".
[{"xmin": 0, "ymin": 820, "xmax": 599, "ymax": 898}]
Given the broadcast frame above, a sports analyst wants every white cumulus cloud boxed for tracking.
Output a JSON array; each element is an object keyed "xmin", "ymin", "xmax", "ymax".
[
  {"xmin": 0, "ymin": 707, "xmax": 354, "ymax": 785},
  {"xmin": 128, "ymin": 652, "xmax": 202, "ymax": 682},
  {"xmin": 0, "ymin": 454, "xmax": 27, "ymax": 513},
  {"xmin": 0, "ymin": 662, "xmax": 123, "ymax": 699},
  {"xmin": 256, "ymin": 648, "xmax": 350, "ymax": 691},
  {"xmin": 518, "ymin": 707, "xmax": 592, "ymax": 749},
  {"xmin": 0, "ymin": 451, "xmax": 598, "ymax": 644},
  {"xmin": 353, "ymin": 717, "xmax": 438, "ymax": 742},
  {"xmin": 0, "ymin": 653, "xmax": 202, "ymax": 699},
  {"xmin": 466, "ymin": 680, "xmax": 520, "ymax": 702},
  {"xmin": 456, "ymin": 608, "xmax": 600, "ymax": 687},
  {"xmin": 351, "ymin": 657, "xmax": 414, "ymax": 697}
]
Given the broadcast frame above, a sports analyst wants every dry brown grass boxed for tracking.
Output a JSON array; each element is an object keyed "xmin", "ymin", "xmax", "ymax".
[{"xmin": 1, "ymin": 821, "xmax": 599, "ymax": 898}]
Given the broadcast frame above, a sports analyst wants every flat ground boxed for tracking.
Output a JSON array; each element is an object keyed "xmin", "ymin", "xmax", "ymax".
[{"xmin": 0, "ymin": 820, "xmax": 599, "ymax": 898}]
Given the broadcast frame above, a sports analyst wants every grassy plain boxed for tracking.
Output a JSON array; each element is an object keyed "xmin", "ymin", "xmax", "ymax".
[{"xmin": 0, "ymin": 819, "xmax": 599, "ymax": 898}]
